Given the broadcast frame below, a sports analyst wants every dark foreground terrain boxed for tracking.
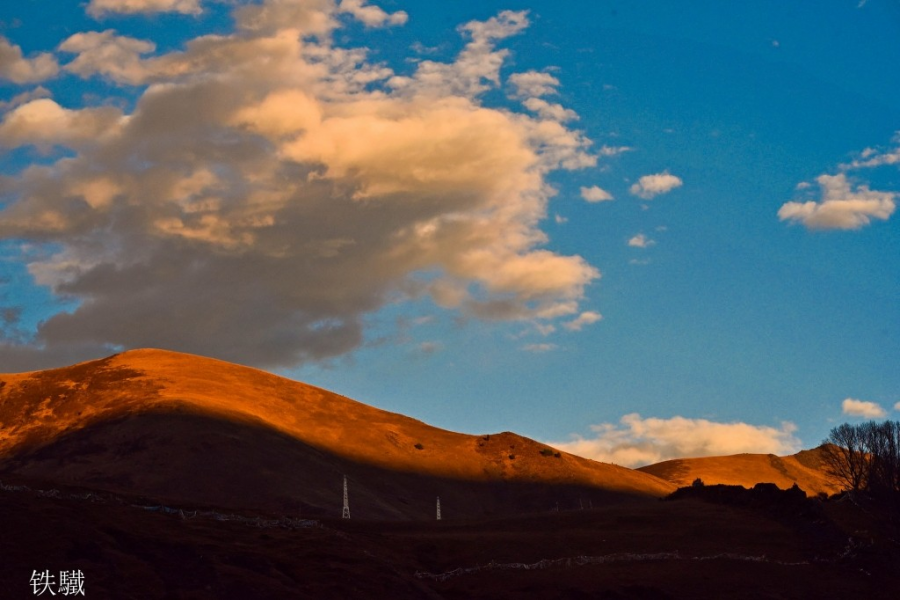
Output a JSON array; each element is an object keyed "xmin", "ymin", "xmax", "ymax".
[{"xmin": 1, "ymin": 476, "xmax": 896, "ymax": 600}]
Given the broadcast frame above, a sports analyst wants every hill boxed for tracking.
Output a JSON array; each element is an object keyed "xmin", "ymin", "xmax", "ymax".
[
  {"xmin": 638, "ymin": 448, "xmax": 840, "ymax": 497},
  {"xmin": 0, "ymin": 349, "xmax": 674, "ymax": 519}
]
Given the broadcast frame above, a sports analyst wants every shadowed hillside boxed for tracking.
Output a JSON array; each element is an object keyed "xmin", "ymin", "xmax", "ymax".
[
  {"xmin": 638, "ymin": 448, "xmax": 840, "ymax": 497},
  {"xmin": 0, "ymin": 349, "xmax": 674, "ymax": 519},
  {"xmin": 0, "ymin": 477, "xmax": 893, "ymax": 600}
]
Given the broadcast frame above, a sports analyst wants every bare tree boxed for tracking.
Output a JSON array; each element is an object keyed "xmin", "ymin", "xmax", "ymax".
[
  {"xmin": 822, "ymin": 420, "xmax": 900, "ymax": 497},
  {"xmin": 821, "ymin": 423, "xmax": 870, "ymax": 492}
]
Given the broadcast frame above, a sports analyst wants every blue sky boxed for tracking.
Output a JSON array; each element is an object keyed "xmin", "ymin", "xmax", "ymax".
[{"xmin": 1, "ymin": 0, "xmax": 898, "ymax": 465}]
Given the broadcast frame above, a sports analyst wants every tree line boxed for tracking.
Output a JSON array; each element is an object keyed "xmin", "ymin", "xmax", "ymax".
[{"xmin": 822, "ymin": 420, "xmax": 900, "ymax": 498}]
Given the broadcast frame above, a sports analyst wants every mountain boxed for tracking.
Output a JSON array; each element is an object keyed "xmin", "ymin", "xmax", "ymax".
[
  {"xmin": 0, "ymin": 349, "xmax": 674, "ymax": 519},
  {"xmin": 637, "ymin": 448, "xmax": 840, "ymax": 497}
]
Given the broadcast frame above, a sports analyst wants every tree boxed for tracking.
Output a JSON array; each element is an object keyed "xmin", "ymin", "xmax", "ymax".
[
  {"xmin": 822, "ymin": 420, "xmax": 900, "ymax": 498},
  {"xmin": 821, "ymin": 423, "xmax": 870, "ymax": 492}
]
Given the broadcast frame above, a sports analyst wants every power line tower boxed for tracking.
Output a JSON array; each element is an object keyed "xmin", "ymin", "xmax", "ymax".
[
  {"xmin": 342, "ymin": 475, "xmax": 350, "ymax": 519},
  {"xmin": 436, "ymin": 496, "xmax": 441, "ymax": 521}
]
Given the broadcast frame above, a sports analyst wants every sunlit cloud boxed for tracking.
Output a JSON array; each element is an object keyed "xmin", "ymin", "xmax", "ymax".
[
  {"xmin": 629, "ymin": 171, "xmax": 682, "ymax": 199},
  {"xmin": 580, "ymin": 186, "xmax": 613, "ymax": 203},
  {"xmin": 509, "ymin": 70, "xmax": 560, "ymax": 98},
  {"xmin": 0, "ymin": 2, "xmax": 603, "ymax": 369},
  {"xmin": 0, "ymin": 37, "xmax": 58, "ymax": 83},
  {"xmin": 338, "ymin": 0, "xmax": 407, "ymax": 28},
  {"xmin": 562, "ymin": 311, "xmax": 601, "ymax": 331},
  {"xmin": 841, "ymin": 133, "xmax": 900, "ymax": 170},
  {"xmin": 778, "ymin": 173, "xmax": 895, "ymax": 230},
  {"xmin": 551, "ymin": 413, "xmax": 800, "ymax": 468},
  {"xmin": 841, "ymin": 398, "xmax": 886, "ymax": 418},
  {"xmin": 87, "ymin": 0, "xmax": 203, "ymax": 17},
  {"xmin": 627, "ymin": 233, "xmax": 654, "ymax": 248}
]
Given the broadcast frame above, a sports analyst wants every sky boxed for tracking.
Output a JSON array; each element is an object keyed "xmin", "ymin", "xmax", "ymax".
[{"xmin": 0, "ymin": 0, "xmax": 898, "ymax": 467}]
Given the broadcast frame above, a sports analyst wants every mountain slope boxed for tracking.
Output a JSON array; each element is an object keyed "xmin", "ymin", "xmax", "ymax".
[
  {"xmin": 0, "ymin": 349, "xmax": 674, "ymax": 518},
  {"xmin": 637, "ymin": 449, "xmax": 840, "ymax": 497}
]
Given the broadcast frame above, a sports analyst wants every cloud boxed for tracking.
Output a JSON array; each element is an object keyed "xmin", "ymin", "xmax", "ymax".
[
  {"xmin": 840, "ymin": 134, "xmax": 900, "ymax": 171},
  {"xmin": 580, "ymin": 186, "xmax": 613, "ymax": 203},
  {"xmin": 0, "ymin": 2, "xmax": 600, "ymax": 369},
  {"xmin": 0, "ymin": 98, "xmax": 125, "ymax": 151},
  {"xmin": 59, "ymin": 30, "xmax": 159, "ymax": 86},
  {"xmin": 629, "ymin": 171, "xmax": 682, "ymax": 199},
  {"xmin": 87, "ymin": 0, "xmax": 203, "ymax": 17},
  {"xmin": 895, "ymin": 401, "xmax": 900, "ymax": 411},
  {"xmin": 0, "ymin": 37, "xmax": 58, "ymax": 83},
  {"xmin": 522, "ymin": 98, "xmax": 578, "ymax": 122},
  {"xmin": 778, "ymin": 173, "xmax": 895, "ymax": 230},
  {"xmin": 416, "ymin": 341, "xmax": 441, "ymax": 355},
  {"xmin": 522, "ymin": 343, "xmax": 557, "ymax": 353},
  {"xmin": 562, "ymin": 310, "xmax": 601, "ymax": 331},
  {"xmin": 509, "ymin": 71, "xmax": 559, "ymax": 98},
  {"xmin": 627, "ymin": 233, "xmax": 654, "ymax": 248},
  {"xmin": 338, "ymin": 0, "xmax": 407, "ymax": 28},
  {"xmin": 598, "ymin": 145, "xmax": 632, "ymax": 157},
  {"xmin": 841, "ymin": 398, "xmax": 886, "ymax": 419},
  {"xmin": 0, "ymin": 86, "xmax": 52, "ymax": 111},
  {"xmin": 551, "ymin": 414, "xmax": 801, "ymax": 468}
]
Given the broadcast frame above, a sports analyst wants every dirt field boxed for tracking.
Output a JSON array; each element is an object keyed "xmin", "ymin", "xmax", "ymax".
[{"xmin": 0, "ymin": 476, "xmax": 894, "ymax": 600}]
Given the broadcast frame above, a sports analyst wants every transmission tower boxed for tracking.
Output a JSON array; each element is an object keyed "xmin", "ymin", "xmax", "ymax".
[
  {"xmin": 342, "ymin": 475, "xmax": 350, "ymax": 519},
  {"xmin": 436, "ymin": 496, "xmax": 441, "ymax": 521}
]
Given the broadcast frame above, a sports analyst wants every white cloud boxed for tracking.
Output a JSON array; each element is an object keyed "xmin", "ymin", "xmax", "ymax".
[
  {"xmin": 562, "ymin": 311, "xmax": 601, "ymax": 331},
  {"xmin": 522, "ymin": 343, "xmax": 557, "ymax": 353},
  {"xmin": 841, "ymin": 398, "xmax": 886, "ymax": 419},
  {"xmin": 522, "ymin": 98, "xmax": 577, "ymax": 122},
  {"xmin": 580, "ymin": 186, "xmax": 613, "ymax": 203},
  {"xmin": 629, "ymin": 171, "xmax": 682, "ymax": 199},
  {"xmin": 338, "ymin": 0, "xmax": 407, "ymax": 28},
  {"xmin": 894, "ymin": 401, "xmax": 900, "ymax": 411},
  {"xmin": 551, "ymin": 414, "xmax": 801, "ymax": 468},
  {"xmin": 778, "ymin": 173, "xmax": 895, "ymax": 230},
  {"xmin": 509, "ymin": 70, "xmax": 559, "ymax": 98},
  {"xmin": 87, "ymin": 0, "xmax": 203, "ymax": 17},
  {"xmin": 627, "ymin": 233, "xmax": 654, "ymax": 248},
  {"xmin": 842, "ymin": 134, "xmax": 900, "ymax": 170},
  {"xmin": 0, "ymin": 37, "xmax": 58, "ymax": 83},
  {"xmin": 0, "ymin": 3, "xmax": 600, "ymax": 369},
  {"xmin": 598, "ymin": 145, "xmax": 632, "ymax": 157},
  {"xmin": 533, "ymin": 322, "xmax": 556, "ymax": 336},
  {"xmin": 388, "ymin": 10, "xmax": 531, "ymax": 99}
]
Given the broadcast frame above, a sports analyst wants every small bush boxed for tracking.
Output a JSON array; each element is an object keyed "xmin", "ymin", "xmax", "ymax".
[
  {"xmin": 508, "ymin": 454, "xmax": 516, "ymax": 460},
  {"xmin": 692, "ymin": 477, "xmax": 705, "ymax": 488},
  {"xmin": 414, "ymin": 443, "xmax": 424, "ymax": 450},
  {"xmin": 539, "ymin": 448, "xmax": 555, "ymax": 457}
]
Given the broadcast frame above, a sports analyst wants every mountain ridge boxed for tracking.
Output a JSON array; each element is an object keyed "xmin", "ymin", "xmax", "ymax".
[
  {"xmin": 0, "ymin": 348, "xmax": 675, "ymax": 518},
  {"xmin": 638, "ymin": 447, "xmax": 840, "ymax": 497}
]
